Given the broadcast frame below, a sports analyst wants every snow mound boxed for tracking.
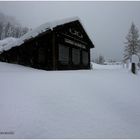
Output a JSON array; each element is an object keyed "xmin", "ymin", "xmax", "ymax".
[{"xmin": 91, "ymin": 62, "xmax": 122, "ymax": 70}]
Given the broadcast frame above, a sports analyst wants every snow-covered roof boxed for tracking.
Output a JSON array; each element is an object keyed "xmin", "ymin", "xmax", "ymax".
[
  {"xmin": 0, "ymin": 37, "xmax": 18, "ymax": 53},
  {"xmin": 19, "ymin": 17, "xmax": 80, "ymax": 45},
  {"xmin": 0, "ymin": 17, "xmax": 93, "ymax": 53}
]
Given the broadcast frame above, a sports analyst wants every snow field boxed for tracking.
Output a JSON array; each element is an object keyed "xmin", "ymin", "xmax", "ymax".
[{"xmin": 0, "ymin": 62, "xmax": 140, "ymax": 138}]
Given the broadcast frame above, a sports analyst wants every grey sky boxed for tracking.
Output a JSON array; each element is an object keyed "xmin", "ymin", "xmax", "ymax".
[{"xmin": 0, "ymin": 1, "xmax": 140, "ymax": 61}]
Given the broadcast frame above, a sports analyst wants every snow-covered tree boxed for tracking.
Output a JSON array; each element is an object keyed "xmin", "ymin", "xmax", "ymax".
[
  {"xmin": 95, "ymin": 55, "xmax": 105, "ymax": 64},
  {"xmin": 0, "ymin": 12, "xmax": 29, "ymax": 39},
  {"xmin": 98, "ymin": 55, "xmax": 105, "ymax": 64},
  {"xmin": 124, "ymin": 23, "xmax": 140, "ymax": 62},
  {"xmin": 0, "ymin": 22, "xmax": 3, "ymax": 40}
]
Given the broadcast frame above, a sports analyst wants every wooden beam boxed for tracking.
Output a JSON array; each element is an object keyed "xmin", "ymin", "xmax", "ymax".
[{"xmin": 52, "ymin": 31, "xmax": 56, "ymax": 70}]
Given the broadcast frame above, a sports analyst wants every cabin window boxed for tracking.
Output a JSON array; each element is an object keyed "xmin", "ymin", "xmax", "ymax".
[
  {"xmin": 82, "ymin": 51, "xmax": 88, "ymax": 65},
  {"xmin": 38, "ymin": 47, "xmax": 46, "ymax": 64},
  {"xmin": 59, "ymin": 44, "xmax": 69, "ymax": 64},
  {"xmin": 72, "ymin": 48, "xmax": 80, "ymax": 65}
]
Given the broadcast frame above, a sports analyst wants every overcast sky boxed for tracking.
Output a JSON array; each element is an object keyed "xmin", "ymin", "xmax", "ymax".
[{"xmin": 0, "ymin": 1, "xmax": 140, "ymax": 61}]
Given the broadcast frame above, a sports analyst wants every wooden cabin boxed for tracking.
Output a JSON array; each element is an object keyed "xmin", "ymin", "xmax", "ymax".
[{"xmin": 0, "ymin": 17, "xmax": 94, "ymax": 70}]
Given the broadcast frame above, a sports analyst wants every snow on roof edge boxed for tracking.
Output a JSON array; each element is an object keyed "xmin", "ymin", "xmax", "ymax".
[
  {"xmin": 19, "ymin": 16, "xmax": 80, "ymax": 45},
  {"xmin": 0, "ymin": 17, "xmax": 80, "ymax": 52},
  {"xmin": 0, "ymin": 37, "xmax": 18, "ymax": 53},
  {"xmin": 0, "ymin": 16, "xmax": 94, "ymax": 53}
]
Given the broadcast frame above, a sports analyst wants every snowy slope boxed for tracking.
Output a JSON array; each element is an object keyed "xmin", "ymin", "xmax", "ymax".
[{"xmin": 0, "ymin": 62, "xmax": 140, "ymax": 138}]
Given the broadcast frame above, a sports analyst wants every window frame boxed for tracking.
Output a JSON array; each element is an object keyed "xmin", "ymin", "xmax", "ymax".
[
  {"xmin": 72, "ymin": 48, "xmax": 80, "ymax": 65},
  {"xmin": 82, "ymin": 50, "xmax": 89, "ymax": 65},
  {"xmin": 58, "ymin": 44, "xmax": 70, "ymax": 65}
]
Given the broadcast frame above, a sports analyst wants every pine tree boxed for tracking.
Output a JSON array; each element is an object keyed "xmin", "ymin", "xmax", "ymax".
[{"xmin": 124, "ymin": 23, "xmax": 140, "ymax": 62}]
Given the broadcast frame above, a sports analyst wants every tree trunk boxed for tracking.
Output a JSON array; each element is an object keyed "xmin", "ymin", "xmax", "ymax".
[{"xmin": 131, "ymin": 63, "xmax": 136, "ymax": 74}]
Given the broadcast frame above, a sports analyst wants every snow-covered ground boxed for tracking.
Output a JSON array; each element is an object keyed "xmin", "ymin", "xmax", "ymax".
[{"xmin": 0, "ymin": 62, "xmax": 140, "ymax": 138}]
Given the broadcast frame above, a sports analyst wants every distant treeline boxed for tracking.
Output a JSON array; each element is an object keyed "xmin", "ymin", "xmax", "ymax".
[{"xmin": 0, "ymin": 12, "xmax": 29, "ymax": 40}]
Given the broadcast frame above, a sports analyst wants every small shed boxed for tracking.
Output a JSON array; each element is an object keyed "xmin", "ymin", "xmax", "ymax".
[{"xmin": 0, "ymin": 17, "xmax": 94, "ymax": 70}]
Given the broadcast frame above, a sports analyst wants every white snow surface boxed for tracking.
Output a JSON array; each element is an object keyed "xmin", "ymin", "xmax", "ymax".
[
  {"xmin": 0, "ymin": 17, "xmax": 80, "ymax": 52},
  {"xmin": 0, "ymin": 37, "xmax": 18, "ymax": 52},
  {"xmin": 0, "ymin": 62, "xmax": 140, "ymax": 138}
]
